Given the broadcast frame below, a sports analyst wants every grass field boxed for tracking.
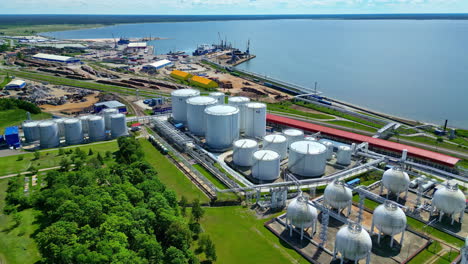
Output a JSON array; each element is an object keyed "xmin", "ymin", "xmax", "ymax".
[
  {"xmin": 201, "ymin": 206, "xmax": 309, "ymax": 264},
  {"xmin": 0, "ymin": 75, "xmax": 12, "ymax": 88},
  {"xmin": 0, "ymin": 140, "xmax": 119, "ymax": 176},
  {"xmin": 0, "ymin": 179, "xmax": 41, "ymax": 264},
  {"xmin": 398, "ymin": 135, "xmax": 468, "ymax": 154},
  {"xmin": 0, "ymin": 109, "xmax": 51, "ymax": 133},
  {"xmin": 0, "ymin": 24, "xmax": 104, "ymax": 35},
  {"xmin": 139, "ymin": 139, "xmax": 210, "ymax": 203},
  {"xmin": 326, "ymin": 120, "xmax": 378, "ymax": 133},
  {"xmin": 193, "ymin": 164, "xmax": 227, "ymax": 190},
  {"xmin": 267, "ymin": 103, "xmax": 334, "ymax": 120},
  {"xmin": 408, "ymin": 241, "xmax": 458, "ymax": 264}
]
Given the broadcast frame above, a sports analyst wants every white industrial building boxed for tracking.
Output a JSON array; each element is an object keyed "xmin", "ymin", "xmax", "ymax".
[
  {"xmin": 5, "ymin": 80, "xmax": 26, "ymax": 90},
  {"xmin": 142, "ymin": 59, "xmax": 173, "ymax": 70},
  {"xmin": 125, "ymin": 42, "xmax": 147, "ymax": 53},
  {"xmin": 32, "ymin": 53, "xmax": 80, "ymax": 63}
]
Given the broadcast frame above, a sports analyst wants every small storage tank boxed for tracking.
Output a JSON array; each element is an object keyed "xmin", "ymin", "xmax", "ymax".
[
  {"xmin": 39, "ymin": 121, "xmax": 60, "ymax": 148},
  {"xmin": 110, "ymin": 113, "xmax": 128, "ymax": 138},
  {"xmin": 102, "ymin": 108, "xmax": 118, "ymax": 130},
  {"xmin": 283, "ymin": 129, "xmax": 304, "ymax": 147},
  {"xmin": 88, "ymin": 116, "xmax": 106, "ymax": 142},
  {"xmin": 204, "ymin": 105, "xmax": 239, "ymax": 151},
  {"xmin": 54, "ymin": 118, "xmax": 65, "ymax": 138},
  {"xmin": 432, "ymin": 183, "xmax": 466, "ymax": 217},
  {"xmin": 372, "ymin": 201, "xmax": 407, "ymax": 237},
  {"xmin": 288, "ymin": 141, "xmax": 327, "ymax": 177},
  {"xmin": 232, "ymin": 139, "xmax": 258, "ymax": 167},
  {"xmin": 382, "ymin": 167, "xmax": 410, "ymax": 195},
  {"xmin": 321, "ymin": 140, "xmax": 334, "ymax": 160},
  {"xmin": 64, "ymin": 119, "xmax": 83, "ymax": 145},
  {"xmin": 209, "ymin": 92, "xmax": 225, "ymax": 104},
  {"xmin": 263, "ymin": 134, "xmax": 288, "ymax": 159},
  {"xmin": 304, "ymin": 136, "xmax": 317, "ymax": 141},
  {"xmin": 252, "ymin": 150, "xmax": 280, "ymax": 181},
  {"xmin": 186, "ymin": 96, "xmax": 217, "ymax": 136},
  {"xmin": 336, "ymin": 146, "xmax": 352, "ymax": 166},
  {"xmin": 245, "ymin": 102, "xmax": 267, "ymax": 138},
  {"xmin": 171, "ymin": 89, "xmax": 200, "ymax": 123},
  {"xmin": 286, "ymin": 195, "xmax": 318, "ymax": 228},
  {"xmin": 23, "ymin": 121, "xmax": 40, "ymax": 142},
  {"xmin": 228, "ymin": 96, "xmax": 250, "ymax": 132},
  {"xmin": 79, "ymin": 115, "xmax": 92, "ymax": 135},
  {"xmin": 324, "ymin": 180, "xmax": 353, "ymax": 210},
  {"xmin": 335, "ymin": 222, "xmax": 372, "ymax": 263}
]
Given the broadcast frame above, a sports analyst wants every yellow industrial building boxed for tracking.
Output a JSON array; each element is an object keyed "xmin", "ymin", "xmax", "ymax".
[
  {"xmin": 189, "ymin": 75, "xmax": 218, "ymax": 89},
  {"xmin": 170, "ymin": 70, "xmax": 192, "ymax": 81}
]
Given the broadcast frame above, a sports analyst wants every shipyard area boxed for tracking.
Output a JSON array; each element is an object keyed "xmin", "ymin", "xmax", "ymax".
[{"xmin": 0, "ymin": 32, "xmax": 467, "ymax": 264}]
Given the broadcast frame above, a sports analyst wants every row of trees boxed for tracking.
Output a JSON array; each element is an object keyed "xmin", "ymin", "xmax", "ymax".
[
  {"xmin": 4, "ymin": 137, "xmax": 217, "ymax": 263},
  {"xmin": 0, "ymin": 98, "xmax": 42, "ymax": 114}
]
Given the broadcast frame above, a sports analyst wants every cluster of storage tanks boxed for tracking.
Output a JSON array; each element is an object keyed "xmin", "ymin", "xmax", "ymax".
[
  {"xmin": 22, "ymin": 108, "xmax": 128, "ymax": 149},
  {"xmin": 286, "ymin": 181, "xmax": 409, "ymax": 263},
  {"xmin": 230, "ymin": 128, "xmax": 354, "ymax": 182},
  {"xmin": 171, "ymin": 89, "xmax": 267, "ymax": 151}
]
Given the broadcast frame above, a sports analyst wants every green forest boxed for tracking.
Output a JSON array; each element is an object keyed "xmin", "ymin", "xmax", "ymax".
[{"xmin": 3, "ymin": 137, "xmax": 215, "ymax": 264}]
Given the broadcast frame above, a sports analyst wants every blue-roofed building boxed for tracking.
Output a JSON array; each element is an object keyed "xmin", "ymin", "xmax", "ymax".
[
  {"xmin": 94, "ymin": 100, "xmax": 127, "ymax": 113},
  {"xmin": 4, "ymin": 126, "xmax": 20, "ymax": 148}
]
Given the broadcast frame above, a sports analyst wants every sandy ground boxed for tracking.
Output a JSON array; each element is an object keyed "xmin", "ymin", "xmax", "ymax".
[{"xmin": 41, "ymin": 93, "xmax": 99, "ymax": 115}]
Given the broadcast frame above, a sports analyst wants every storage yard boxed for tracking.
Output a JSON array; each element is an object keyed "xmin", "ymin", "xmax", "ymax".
[{"xmin": 1, "ymin": 34, "xmax": 467, "ymax": 264}]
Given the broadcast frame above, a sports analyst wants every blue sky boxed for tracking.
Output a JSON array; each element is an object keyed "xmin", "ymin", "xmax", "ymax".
[{"xmin": 2, "ymin": 0, "xmax": 468, "ymax": 14}]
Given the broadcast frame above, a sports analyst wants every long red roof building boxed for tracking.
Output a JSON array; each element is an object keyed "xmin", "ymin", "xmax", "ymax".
[{"xmin": 266, "ymin": 114, "xmax": 460, "ymax": 167}]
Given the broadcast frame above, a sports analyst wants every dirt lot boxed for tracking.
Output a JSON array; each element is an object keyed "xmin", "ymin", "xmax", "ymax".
[{"xmin": 41, "ymin": 93, "xmax": 99, "ymax": 115}]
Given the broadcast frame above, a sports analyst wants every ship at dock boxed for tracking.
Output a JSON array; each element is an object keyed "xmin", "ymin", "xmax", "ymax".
[{"xmin": 192, "ymin": 44, "xmax": 218, "ymax": 56}]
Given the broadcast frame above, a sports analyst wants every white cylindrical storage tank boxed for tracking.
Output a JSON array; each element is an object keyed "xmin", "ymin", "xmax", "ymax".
[
  {"xmin": 205, "ymin": 105, "xmax": 239, "ymax": 151},
  {"xmin": 54, "ymin": 118, "xmax": 65, "ymax": 138},
  {"xmin": 288, "ymin": 141, "xmax": 327, "ymax": 177},
  {"xmin": 245, "ymin": 102, "xmax": 266, "ymax": 138},
  {"xmin": 335, "ymin": 222, "xmax": 372, "ymax": 262},
  {"xmin": 324, "ymin": 180, "xmax": 353, "ymax": 210},
  {"xmin": 23, "ymin": 121, "xmax": 40, "ymax": 142},
  {"xmin": 263, "ymin": 134, "xmax": 288, "ymax": 159},
  {"xmin": 304, "ymin": 136, "xmax": 317, "ymax": 141},
  {"xmin": 432, "ymin": 184, "xmax": 466, "ymax": 216},
  {"xmin": 186, "ymin": 96, "xmax": 217, "ymax": 136},
  {"xmin": 252, "ymin": 150, "xmax": 280, "ymax": 181},
  {"xmin": 209, "ymin": 91, "xmax": 225, "ymax": 104},
  {"xmin": 283, "ymin": 129, "xmax": 304, "ymax": 147},
  {"xmin": 39, "ymin": 121, "xmax": 60, "ymax": 148},
  {"xmin": 88, "ymin": 116, "xmax": 106, "ymax": 142},
  {"xmin": 232, "ymin": 139, "xmax": 258, "ymax": 167},
  {"xmin": 321, "ymin": 140, "xmax": 334, "ymax": 160},
  {"xmin": 286, "ymin": 195, "xmax": 318, "ymax": 228},
  {"xmin": 373, "ymin": 201, "xmax": 407, "ymax": 236},
  {"xmin": 79, "ymin": 115, "xmax": 92, "ymax": 135},
  {"xmin": 336, "ymin": 145, "xmax": 352, "ymax": 166},
  {"xmin": 102, "ymin": 108, "xmax": 118, "ymax": 130},
  {"xmin": 110, "ymin": 113, "xmax": 128, "ymax": 138},
  {"xmin": 228, "ymin": 96, "xmax": 250, "ymax": 132},
  {"xmin": 64, "ymin": 118, "xmax": 83, "ymax": 145},
  {"xmin": 171, "ymin": 89, "xmax": 200, "ymax": 123},
  {"xmin": 382, "ymin": 167, "xmax": 410, "ymax": 194}
]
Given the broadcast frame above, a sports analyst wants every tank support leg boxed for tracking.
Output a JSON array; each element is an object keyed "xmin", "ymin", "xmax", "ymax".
[
  {"xmin": 400, "ymin": 229, "xmax": 405, "ymax": 246},
  {"xmin": 370, "ymin": 219, "xmax": 375, "ymax": 235},
  {"xmin": 366, "ymin": 251, "xmax": 371, "ymax": 264},
  {"xmin": 289, "ymin": 224, "xmax": 293, "ymax": 237},
  {"xmin": 396, "ymin": 192, "xmax": 400, "ymax": 202},
  {"xmin": 377, "ymin": 232, "xmax": 381, "ymax": 244},
  {"xmin": 300, "ymin": 223, "xmax": 304, "ymax": 240},
  {"xmin": 380, "ymin": 184, "xmax": 384, "ymax": 195},
  {"xmin": 451, "ymin": 215, "xmax": 455, "ymax": 225},
  {"xmin": 390, "ymin": 234, "xmax": 394, "ymax": 247},
  {"xmin": 460, "ymin": 212, "xmax": 465, "ymax": 223},
  {"xmin": 386, "ymin": 192, "xmax": 389, "ymax": 199},
  {"xmin": 340, "ymin": 256, "xmax": 344, "ymax": 264},
  {"xmin": 439, "ymin": 212, "xmax": 444, "ymax": 222},
  {"xmin": 404, "ymin": 189, "xmax": 408, "ymax": 200},
  {"xmin": 347, "ymin": 203, "xmax": 352, "ymax": 217}
]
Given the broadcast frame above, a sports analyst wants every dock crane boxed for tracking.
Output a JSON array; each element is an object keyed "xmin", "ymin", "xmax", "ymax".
[{"xmin": 111, "ymin": 33, "xmax": 117, "ymax": 49}]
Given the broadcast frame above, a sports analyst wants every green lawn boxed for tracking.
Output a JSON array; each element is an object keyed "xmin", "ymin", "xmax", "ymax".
[
  {"xmin": 0, "ymin": 75, "xmax": 12, "ymax": 88},
  {"xmin": 201, "ymin": 206, "xmax": 309, "ymax": 264},
  {"xmin": 267, "ymin": 103, "xmax": 334, "ymax": 120},
  {"xmin": 139, "ymin": 139, "xmax": 210, "ymax": 203},
  {"xmin": 0, "ymin": 24, "xmax": 104, "ymax": 35},
  {"xmin": 193, "ymin": 164, "xmax": 227, "ymax": 190},
  {"xmin": 0, "ymin": 109, "xmax": 51, "ymax": 133},
  {"xmin": 398, "ymin": 135, "xmax": 468, "ymax": 154},
  {"xmin": 326, "ymin": 120, "xmax": 378, "ymax": 133},
  {"xmin": 0, "ymin": 141, "xmax": 119, "ymax": 176},
  {"xmin": 0, "ymin": 179, "xmax": 41, "ymax": 264}
]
